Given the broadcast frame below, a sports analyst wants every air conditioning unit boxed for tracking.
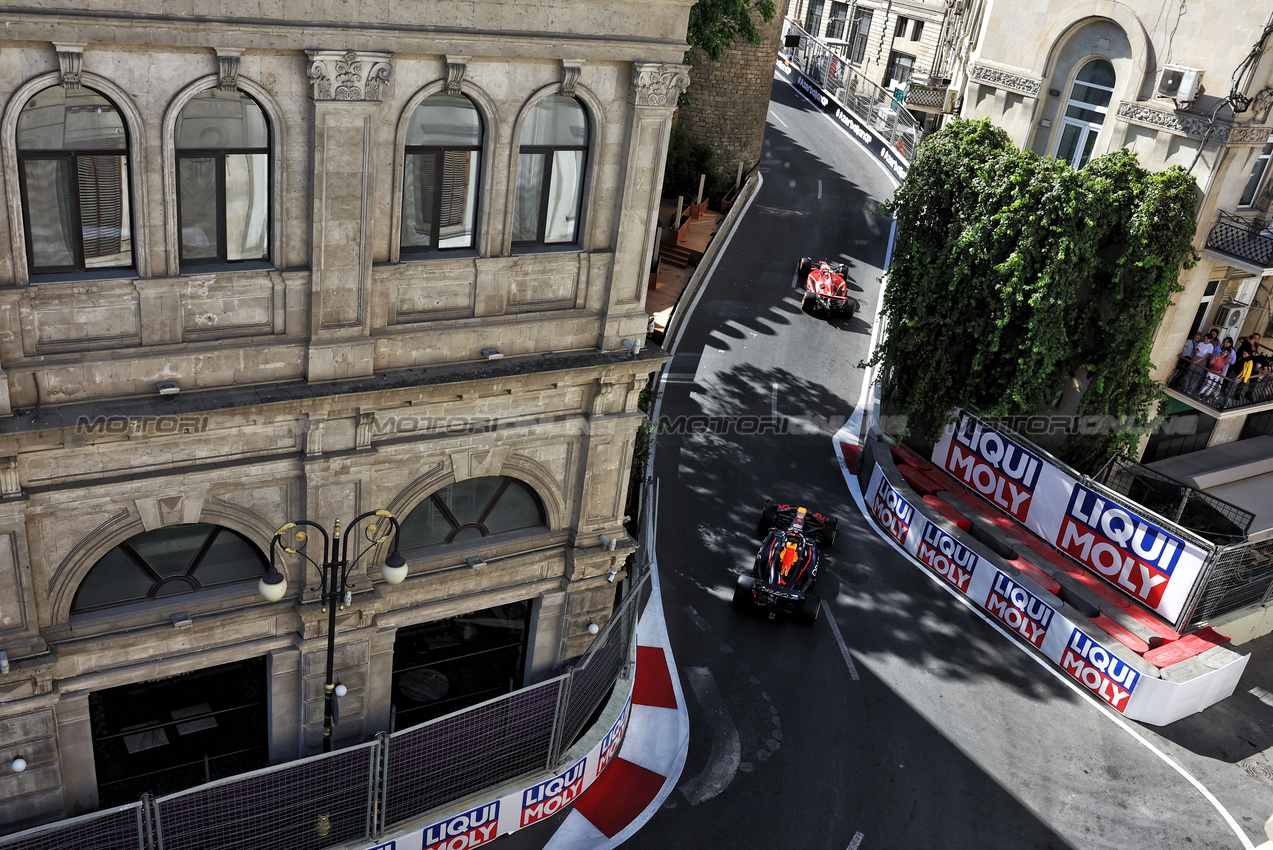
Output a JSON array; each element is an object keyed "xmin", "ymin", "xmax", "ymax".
[
  {"xmin": 1214, "ymin": 305, "xmax": 1236, "ymax": 328},
  {"xmin": 1158, "ymin": 65, "xmax": 1204, "ymax": 102}
]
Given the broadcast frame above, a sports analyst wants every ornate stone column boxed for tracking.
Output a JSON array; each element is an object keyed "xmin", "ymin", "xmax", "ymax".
[
  {"xmin": 304, "ymin": 50, "xmax": 393, "ymax": 381},
  {"xmin": 600, "ymin": 63, "xmax": 690, "ymax": 350}
]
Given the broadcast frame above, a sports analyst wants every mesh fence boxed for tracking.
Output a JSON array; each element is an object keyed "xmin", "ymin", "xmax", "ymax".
[
  {"xmin": 1095, "ymin": 454, "xmax": 1253, "ymax": 545},
  {"xmin": 381, "ymin": 678, "xmax": 563, "ymax": 830},
  {"xmin": 1185, "ymin": 537, "xmax": 1273, "ymax": 631},
  {"xmin": 555, "ymin": 575, "xmax": 644, "ymax": 760},
  {"xmin": 0, "ymin": 803, "xmax": 145, "ymax": 850},
  {"xmin": 153, "ymin": 742, "xmax": 378, "ymax": 850},
  {"xmin": 781, "ymin": 19, "xmax": 925, "ymax": 162}
]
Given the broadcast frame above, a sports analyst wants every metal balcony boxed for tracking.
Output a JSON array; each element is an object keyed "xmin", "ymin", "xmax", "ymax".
[
  {"xmin": 1205, "ymin": 211, "xmax": 1273, "ymax": 269},
  {"xmin": 904, "ymin": 83, "xmax": 949, "ymax": 113}
]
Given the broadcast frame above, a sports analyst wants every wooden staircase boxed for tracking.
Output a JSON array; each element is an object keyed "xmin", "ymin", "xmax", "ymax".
[{"xmin": 659, "ymin": 241, "xmax": 694, "ymax": 268}]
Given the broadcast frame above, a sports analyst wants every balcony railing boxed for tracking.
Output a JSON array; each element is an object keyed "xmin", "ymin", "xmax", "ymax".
[
  {"xmin": 904, "ymin": 83, "xmax": 949, "ymax": 113},
  {"xmin": 1165, "ymin": 356, "xmax": 1273, "ymax": 412},
  {"xmin": 1205, "ymin": 210, "xmax": 1273, "ymax": 268}
]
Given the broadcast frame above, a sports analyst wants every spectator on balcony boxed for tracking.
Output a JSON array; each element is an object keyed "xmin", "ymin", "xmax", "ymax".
[
  {"xmin": 1200, "ymin": 344, "xmax": 1230, "ymax": 399},
  {"xmin": 1186, "ymin": 334, "xmax": 1214, "ymax": 394},
  {"xmin": 1180, "ymin": 332, "xmax": 1201, "ymax": 359},
  {"xmin": 1233, "ymin": 350, "xmax": 1256, "ymax": 402}
]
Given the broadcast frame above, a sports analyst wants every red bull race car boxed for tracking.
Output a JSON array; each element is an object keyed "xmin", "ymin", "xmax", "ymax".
[
  {"xmin": 733, "ymin": 501, "xmax": 837, "ymax": 623},
  {"xmin": 797, "ymin": 257, "xmax": 860, "ymax": 319}
]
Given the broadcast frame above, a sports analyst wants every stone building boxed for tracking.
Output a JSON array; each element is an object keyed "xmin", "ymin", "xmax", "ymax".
[
  {"xmin": 679, "ymin": 7, "xmax": 786, "ymax": 180},
  {"xmin": 0, "ymin": 0, "xmax": 692, "ymax": 830},
  {"xmin": 958, "ymin": 1, "xmax": 1273, "ymax": 470}
]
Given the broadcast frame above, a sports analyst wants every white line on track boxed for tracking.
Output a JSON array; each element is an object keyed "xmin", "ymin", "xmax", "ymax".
[
  {"xmin": 846, "ymin": 832, "xmax": 865, "ymax": 850},
  {"xmin": 684, "ymin": 605, "xmax": 712, "ymax": 633},
  {"xmin": 768, "ymin": 108, "xmax": 788, "ymax": 128},
  {"xmin": 771, "ymin": 382, "xmax": 779, "ymax": 418},
  {"xmin": 824, "ymin": 603, "xmax": 860, "ymax": 681},
  {"xmin": 818, "ymin": 179, "xmax": 823, "ymax": 199}
]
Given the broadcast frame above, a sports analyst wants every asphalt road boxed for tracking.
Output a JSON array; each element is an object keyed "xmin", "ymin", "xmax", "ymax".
[{"xmin": 619, "ymin": 78, "xmax": 1270, "ymax": 850}]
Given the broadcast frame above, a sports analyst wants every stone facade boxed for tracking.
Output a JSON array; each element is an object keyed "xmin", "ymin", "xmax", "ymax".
[
  {"xmin": 679, "ymin": 7, "xmax": 786, "ymax": 178},
  {"xmin": 0, "ymin": 0, "xmax": 692, "ymax": 831},
  {"xmin": 958, "ymin": 0, "xmax": 1273, "ymax": 456}
]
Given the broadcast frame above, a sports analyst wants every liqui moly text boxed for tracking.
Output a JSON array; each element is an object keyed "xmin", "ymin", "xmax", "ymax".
[
  {"xmin": 871, "ymin": 476, "xmax": 914, "ymax": 544},
  {"xmin": 598, "ymin": 703, "xmax": 630, "ymax": 775},
  {"xmin": 944, "ymin": 414, "xmax": 1042, "ymax": 521},
  {"xmin": 985, "ymin": 572, "xmax": 1055, "ymax": 648},
  {"xmin": 520, "ymin": 759, "xmax": 586, "ymax": 827},
  {"xmin": 1059, "ymin": 630, "xmax": 1140, "ymax": 712},
  {"xmin": 422, "ymin": 803, "xmax": 500, "ymax": 850},
  {"xmin": 1056, "ymin": 485, "xmax": 1183, "ymax": 608},
  {"xmin": 916, "ymin": 523, "xmax": 977, "ymax": 592}
]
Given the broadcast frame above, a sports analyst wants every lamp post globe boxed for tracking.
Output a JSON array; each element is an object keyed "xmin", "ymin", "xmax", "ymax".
[{"xmin": 258, "ymin": 569, "xmax": 288, "ymax": 602}]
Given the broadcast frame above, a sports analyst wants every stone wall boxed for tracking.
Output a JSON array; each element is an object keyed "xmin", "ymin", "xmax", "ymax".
[{"xmin": 679, "ymin": 8, "xmax": 786, "ymax": 181}]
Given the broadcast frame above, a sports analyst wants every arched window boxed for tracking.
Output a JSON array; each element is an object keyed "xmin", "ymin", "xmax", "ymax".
[
  {"xmin": 513, "ymin": 96, "xmax": 588, "ymax": 246},
  {"xmin": 1054, "ymin": 59, "xmax": 1115, "ymax": 169},
  {"xmin": 175, "ymin": 89, "xmax": 270, "ymax": 266},
  {"xmin": 399, "ymin": 476, "xmax": 547, "ymax": 549},
  {"xmin": 17, "ymin": 85, "xmax": 134, "ymax": 275},
  {"xmin": 72, "ymin": 523, "xmax": 267, "ymax": 613},
  {"xmin": 402, "ymin": 93, "xmax": 482, "ymax": 253}
]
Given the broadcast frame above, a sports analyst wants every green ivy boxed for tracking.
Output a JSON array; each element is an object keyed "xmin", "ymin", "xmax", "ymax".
[
  {"xmin": 686, "ymin": 0, "xmax": 777, "ymax": 63},
  {"xmin": 868, "ymin": 119, "xmax": 1199, "ymax": 471}
]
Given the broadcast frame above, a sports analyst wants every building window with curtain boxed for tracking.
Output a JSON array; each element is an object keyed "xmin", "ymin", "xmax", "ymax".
[
  {"xmin": 16, "ymin": 85, "xmax": 134, "ymax": 275},
  {"xmin": 1053, "ymin": 59, "xmax": 1115, "ymax": 169},
  {"xmin": 175, "ymin": 89, "xmax": 270, "ymax": 266},
  {"xmin": 803, "ymin": 0, "xmax": 825, "ymax": 36},
  {"xmin": 402, "ymin": 93, "xmax": 482, "ymax": 253},
  {"xmin": 826, "ymin": 3, "xmax": 849, "ymax": 40},
  {"xmin": 848, "ymin": 9, "xmax": 873, "ymax": 63},
  {"xmin": 513, "ymin": 95, "xmax": 588, "ymax": 247},
  {"xmin": 1239, "ymin": 135, "xmax": 1273, "ymax": 208}
]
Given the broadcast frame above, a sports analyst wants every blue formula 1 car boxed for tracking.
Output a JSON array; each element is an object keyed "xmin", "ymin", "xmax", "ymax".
[{"xmin": 733, "ymin": 500, "xmax": 837, "ymax": 623}]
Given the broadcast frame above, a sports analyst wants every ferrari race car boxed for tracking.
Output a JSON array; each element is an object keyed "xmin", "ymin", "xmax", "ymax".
[
  {"xmin": 797, "ymin": 257, "xmax": 861, "ymax": 319},
  {"xmin": 733, "ymin": 501, "xmax": 837, "ymax": 623}
]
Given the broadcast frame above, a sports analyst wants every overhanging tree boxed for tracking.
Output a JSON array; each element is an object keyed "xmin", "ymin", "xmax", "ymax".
[
  {"xmin": 869, "ymin": 119, "xmax": 1199, "ymax": 471},
  {"xmin": 686, "ymin": 0, "xmax": 777, "ymax": 62}
]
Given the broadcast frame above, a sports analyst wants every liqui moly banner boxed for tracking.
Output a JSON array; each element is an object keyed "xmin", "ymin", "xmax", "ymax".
[
  {"xmin": 983, "ymin": 571, "xmax": 1056, "ymax": 649},
  {"xmin": 866, "ymin": 465, "xmax": 915, "ymax": 545},
  {"xmin": 1056, "ymin": 628, "xmax": 1141, "ymax": 712},
  {"xmin": 933, "ymin": 410, "xmax": 1210, "ymax": 628},
  {"xmin": 1053, "ymin": 484, "xmax": 1207, "ymax": 617},
  {"xmin": 371, "ymin": 694, "xmax": 633, "ymax": 850}
]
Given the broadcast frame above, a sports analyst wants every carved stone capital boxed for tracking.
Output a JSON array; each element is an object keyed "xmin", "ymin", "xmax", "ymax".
[
  {"xmin": 0, "ymin": 457, "xmax": 21, "ymax": 501},
  {"xmin": 445, "ymin": 55, "xmax": 469, "ymax": 96},
  {"xmin": 560, "ymin": 59, "xmax": 584, "ymax": 97},
  {"xmin": 630, "ymin": 62, "xmax": 690, "ymax": 108},
  {"xmin": 53, "ymin": 43, "xmax": 85, "ymax": 90},
  {"xmin": 968, "ymin": 63, "xmax": 1041, "ymax": 97},
  {"xmin": 356, "ymin": 411, "xmax": 375, "ymax": 450},
  {"xmin": 1252, "ymin": 88, "xmax": 1273, "ymax": 124},
  {"xmin": 1115, "ymin": 101, "xmax": 1231, "ymax": 143},
  {"xmin": 215, "ymin": 47, "xmax": 243, "ymax": 92},
  {"xmin": 305, "ymin": 49, "xmax": 393, "ymax": 102}
]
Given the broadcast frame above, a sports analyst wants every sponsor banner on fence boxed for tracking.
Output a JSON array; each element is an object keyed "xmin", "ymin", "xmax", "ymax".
[
  {"xmin": 778, "ymin": 60, "xmax": 909, "ymax": 182},
  {"xmin": 866, "ymin": 465, "xmax": 915, "ymax": 545},
  {"xmin": 382, "ymin": 694, "xmax": 633, "ymax": 850},
  {"xmin": 867, "ymin": 458, "xmax": 1144, "ymax": 716},
  {"xmin": 932, "ymin": 410, "xmax": 1208, "ymax": 627}
]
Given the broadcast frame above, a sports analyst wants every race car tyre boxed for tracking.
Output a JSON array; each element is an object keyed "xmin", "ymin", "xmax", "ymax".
[
  {"xmin": 796, "ymin": 257, "xmax": 813, "ymax": 286},
  {"xmin": 758, "ymin": 500, "xmax": 777, "ymax": 538},
  {"xmin": 820, "ymin": 517, "xmax": 838, "ymax": 549},
  {"xmin": 733, "ymin": 575, "xmax": 757, "ymax": 612},
  {"xmin": 799, "ymin": 593, "xmax": 821, "ymax": 624},
  {"xmin": 800, "ymin": 291, "xmax": 810, "ymax": 311}
]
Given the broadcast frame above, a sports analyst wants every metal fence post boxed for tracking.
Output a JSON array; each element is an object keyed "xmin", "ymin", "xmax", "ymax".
[
  {"xmin": 547, "ymin": 674, "xmax": 572, "ymax": 768},
  {"xmin": 375, "ymin": 732, "xmax": 389, "ymax": 837}
]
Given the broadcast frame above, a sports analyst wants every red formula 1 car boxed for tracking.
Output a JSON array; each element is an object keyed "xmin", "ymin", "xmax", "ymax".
[
  {"xmin": 733, "ymin": 501, "xmax": 837, "ymax": 623},
  {"xmin": 797, "ymin": 257, "xmax": 861, "ymax": 319}
]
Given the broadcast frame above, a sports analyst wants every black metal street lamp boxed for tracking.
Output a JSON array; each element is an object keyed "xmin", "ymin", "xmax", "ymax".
[{"xmin": 257, "ymin": 509, "xmax": 407, "ymax": 752}]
